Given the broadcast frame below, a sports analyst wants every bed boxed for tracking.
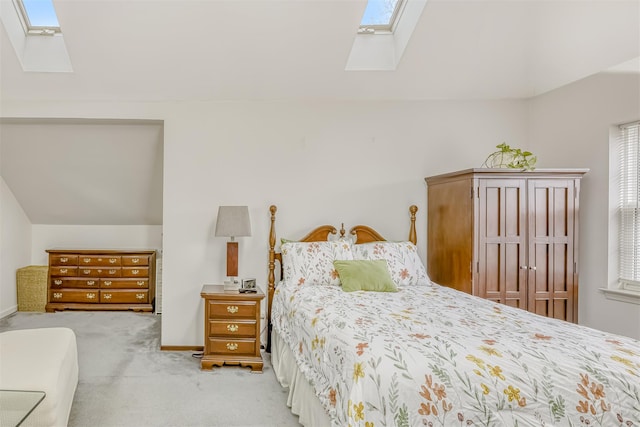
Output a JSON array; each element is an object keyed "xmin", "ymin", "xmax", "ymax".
[{"xmin": 266, "ymin": 205, "xmax": 640, "ymax": 427}]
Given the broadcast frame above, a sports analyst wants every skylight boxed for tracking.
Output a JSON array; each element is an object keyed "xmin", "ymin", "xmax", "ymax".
[
  {"xmin": 359, "ymin": 0, "xmax": 404, "ymax": 33},
  {"xmin": 16, "ymin": 0, "xmax": 60, "ymax": 34}
]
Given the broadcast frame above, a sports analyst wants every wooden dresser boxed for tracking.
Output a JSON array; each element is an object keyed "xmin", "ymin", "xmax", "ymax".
[
  {"xmin": 46, "ymin": 249, "xmax": 156, "ymax": 312},
  {"xmin": 425, "ymin": 168, "xmax": 587, "ymax": 323},
  {"xmin": 200, "ymin": 285, "xmax": 264, "ymax": 372}
]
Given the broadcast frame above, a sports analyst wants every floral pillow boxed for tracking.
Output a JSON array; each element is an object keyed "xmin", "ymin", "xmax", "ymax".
[
  {"xmin": 282, "ymin": 240, "xmax": 354, "ymax": 286},
  {"xmin": 353, "ymin": 241, "xmax": 430, "ymax": 286}
]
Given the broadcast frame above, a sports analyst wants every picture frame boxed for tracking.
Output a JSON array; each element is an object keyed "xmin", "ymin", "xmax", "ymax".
[{"xmin": 241, "ymin": 278, "xmax": 256, "ymax": 292}]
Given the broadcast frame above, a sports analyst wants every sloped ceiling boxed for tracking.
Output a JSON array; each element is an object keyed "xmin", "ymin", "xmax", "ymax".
[{"xmin": 0, "ymin": 1, "xmax": 639, "ymax": 226}]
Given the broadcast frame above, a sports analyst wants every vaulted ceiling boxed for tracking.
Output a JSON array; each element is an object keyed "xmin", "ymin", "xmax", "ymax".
[{"xmin": 0, "ymin": 1, "xmax": 639, "ymax": 226}]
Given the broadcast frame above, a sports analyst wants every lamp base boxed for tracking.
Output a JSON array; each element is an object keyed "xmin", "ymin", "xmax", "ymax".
[{"xmin": 223, "ymin": 278, "xmax": 240, "ymax": 291}]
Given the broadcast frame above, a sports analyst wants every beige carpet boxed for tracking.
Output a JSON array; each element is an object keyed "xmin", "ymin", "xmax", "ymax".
[{"xmin": 0, "ymin": 311, "xmax": 302, "ymax": 427}]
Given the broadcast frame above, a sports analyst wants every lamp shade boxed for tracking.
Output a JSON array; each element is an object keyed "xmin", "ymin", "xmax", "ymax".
[{"xmin": 215, "ymin": 206, "xmax": 251, "ymax": 238}]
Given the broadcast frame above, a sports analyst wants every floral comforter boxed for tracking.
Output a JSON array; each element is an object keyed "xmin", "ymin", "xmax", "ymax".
[{"xmin": 271, "ymin": 281, "xmax": 640, "ymax": 427}]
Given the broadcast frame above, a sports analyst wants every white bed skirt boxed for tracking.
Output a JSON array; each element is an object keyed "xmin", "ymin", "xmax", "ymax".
[{"xmin": 271, "ymin": 331, "xmax": 332, "ymax": 427}]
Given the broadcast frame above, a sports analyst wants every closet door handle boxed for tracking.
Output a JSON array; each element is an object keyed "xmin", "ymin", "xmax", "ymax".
[
  {"xmin": 529, "ymin": 266, "xmax": 537, "ymax": 271},
  {"xmin": 519, "ymin": 265, "xmax": 528, "ymax": 270}
]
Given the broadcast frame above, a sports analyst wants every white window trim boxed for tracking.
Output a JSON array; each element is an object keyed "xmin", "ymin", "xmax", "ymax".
[
  {"xmin": 14, "ymin": 0, "xmax": 61, "ymax": 35},
  {"xmin": 604, "ymin": 121, "xmax": 640, "ymax": 305}
]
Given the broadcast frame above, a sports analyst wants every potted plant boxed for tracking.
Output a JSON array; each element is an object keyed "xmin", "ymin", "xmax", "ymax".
[{"xmin": 482, "ymin": 143, "xmax": 537, "ymax": 171}]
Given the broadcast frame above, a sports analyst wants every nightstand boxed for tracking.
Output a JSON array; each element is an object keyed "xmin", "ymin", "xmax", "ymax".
[{"xmin": 200, "ymin": 284, "xmax": 265, "ymax": 372}]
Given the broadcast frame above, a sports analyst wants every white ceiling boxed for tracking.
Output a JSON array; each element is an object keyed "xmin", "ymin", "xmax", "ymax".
[{"xmin": 0, "ymin": 1, "xmax": 639, "ymax": 226}]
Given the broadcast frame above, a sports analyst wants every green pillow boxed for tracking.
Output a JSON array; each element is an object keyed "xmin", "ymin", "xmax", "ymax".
[{"xmin": 333, "ymin": 260, "xmax": 398, "ymax": 292}]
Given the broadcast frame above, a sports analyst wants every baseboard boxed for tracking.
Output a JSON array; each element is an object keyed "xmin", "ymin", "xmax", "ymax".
[
  {"xmin": 160, "ymin": 345, "xmax": 204, "ymax": 351},
  {"xmin": 0, "ymin": 305, "xmax": 17, "ymax": 320}
]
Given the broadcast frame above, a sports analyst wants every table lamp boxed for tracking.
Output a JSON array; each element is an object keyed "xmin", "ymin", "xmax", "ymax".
[{"xmin": 215, "ymin": 206, "xmax": 251, "ymax": 289}]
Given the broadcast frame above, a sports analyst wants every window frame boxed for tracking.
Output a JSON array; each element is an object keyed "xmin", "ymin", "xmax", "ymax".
[
  {"xmin": 13, "ymin": 0, "xmax": 61, "ymax": 36},
  {"xmin": 603, "ymin": 120, "xmax": 640, "ymax": 304},
  {"xmin": 359, "ymin": 0, "xmax": 407, "ymax": 34}
]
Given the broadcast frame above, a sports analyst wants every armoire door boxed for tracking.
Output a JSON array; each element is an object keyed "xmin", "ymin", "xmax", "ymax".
[
  {"xmin": 527, "ymin": 179, "xmax": 577, "ymax": 322},
  {"xmin": 477, "ymin": 178, "xmax": 528, "ymax": 309}
]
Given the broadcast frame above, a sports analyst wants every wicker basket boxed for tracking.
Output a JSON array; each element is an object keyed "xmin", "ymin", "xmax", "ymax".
[{"xmin": 17, "ymin": 265, "xmax": 48, "ymax": 312}]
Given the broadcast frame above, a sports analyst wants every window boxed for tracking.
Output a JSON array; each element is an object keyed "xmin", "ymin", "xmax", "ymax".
[
  {"xmin": 618, "ymin": 121, "xmax": 640, "ymax": 294},
  {"xmin": 359, "ymin": 0, "xmax": 405, "ymax": 34},
  {"xmin": 15, "ymin": 0, "xmax": 60, "ymax": 35}
]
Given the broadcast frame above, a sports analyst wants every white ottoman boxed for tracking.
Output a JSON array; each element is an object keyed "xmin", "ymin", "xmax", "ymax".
[{"xmin": 0, "ymin": 328, "xmax": 79, "ymax": 427}]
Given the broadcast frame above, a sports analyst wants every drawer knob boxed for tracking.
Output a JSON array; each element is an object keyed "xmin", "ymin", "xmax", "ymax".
[
  {"xmin": 227, "ymin": 305, "xmax": 238, "ymax": 314},
  {"xmin": 226, "ymin": 343, "xmax": 238, "ymax": 351},
  {"xmin": 54, "ymin": 280, "xmax": 62, "ymax": 285},
  {"xmin": 86, "ymin": 293, "xmax": 96, "ymax": 299},
  {"xmin": 136, "ymin": 293, "xmax": 145, "ymax": 300},
  {"xmin": 104, "ymin": 293, "xmax": 112, "ymax": 300},
  {"xmin": 53, "ymin": 292, "xmax": 62, "ymax": 299},
  {"xmin": 103, "ymin": 281, "xmax": 112, "ymax": 286},
  {"xmin": 87, "ymin": 280, "xmax": 96, "ymax": 286},
  {"xmin": 227, "ymin": 324, "xmax": 239, "ymax": 333}
]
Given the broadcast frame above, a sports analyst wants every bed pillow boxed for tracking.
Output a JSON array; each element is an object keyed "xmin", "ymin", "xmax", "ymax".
[
  {"xmin": 353, "ymin": 241, "xmax": 429, "ymax": 286},
  {"xmin": 282, "ymin": 240, "xmax": 354, "ymax": 286},
  {"xmin": 333, "ymin": 260, "xmax": 398, "ymax": 292}
]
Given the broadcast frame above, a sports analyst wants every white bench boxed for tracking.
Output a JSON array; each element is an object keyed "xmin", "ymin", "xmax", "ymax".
[{"xmin": 0, "ymin": 328, "xmax": 79, "ymax": 427}]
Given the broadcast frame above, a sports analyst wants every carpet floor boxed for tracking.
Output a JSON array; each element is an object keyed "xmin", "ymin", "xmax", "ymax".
[{"xmin": 0, "ymin": 311, "xmax": 302, "ymax": 427}]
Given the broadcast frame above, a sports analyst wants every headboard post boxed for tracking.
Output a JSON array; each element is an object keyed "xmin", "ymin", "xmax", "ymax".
[
  {"xmin": 409, "ymin": 205, "xmax": 418, "ymax": 245},
  {"xmin": 267, "ymin": 205, "xmax": 278, "ymax": 353}
]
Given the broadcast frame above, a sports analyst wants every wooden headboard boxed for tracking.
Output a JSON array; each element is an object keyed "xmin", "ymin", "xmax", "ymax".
[{"xmin": 266, "ymin": 204, "xmax": 418, "ymax": 351}]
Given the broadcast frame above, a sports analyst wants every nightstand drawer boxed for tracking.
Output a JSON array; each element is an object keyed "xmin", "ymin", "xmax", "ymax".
[
  {"xmin": 208, "ymin": 338, "xmax": 256, "ymax": 356},
  {"xmin": 208, "ymin": 300, "xmax": 257, "ymax": 319},
  {"xmin": 208, "ymin": 320, "xmax": 256, "ymax": 337}
]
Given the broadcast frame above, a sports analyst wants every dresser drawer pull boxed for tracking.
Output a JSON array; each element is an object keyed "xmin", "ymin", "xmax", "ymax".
[
  {"xmin": 60, "ymin": 257, "xmax": 68, "ymax": 263},
  {"xmin": 131, "ymin": 269, "xmax": 140, "ymax": 275},
  {"xmin": 227, "ymin": 324, "xmax": 239, "ymax": 333},
  {"xmin": 83, "ymin": 258, "xmax": 91, "ymax": 263},
  {"xmin": 60, "ymin": 268, "xmax": 68, "ymax": 274},
  {"xmin": 136, "ymin": 293, "xmax": 145, "ymax": 300},
  {"xmin": 109, "ymin": 269, "xmax": 117, "ymax": 275},
  {"xmin": 132, "ymin": 258, "xmax": 140, "ymax": 263},
  {"xmin": 86, "ymin": 293, "xmax": 96, "ymax": 299},
  {"xmin": 226, "ymin": 343, "xmax": 238, "ymax": 351},
  {"xmin": 83, "ymin": 269, "xmax": 91, "ymax": 274},
  {"xmin": 227, "ymin": 305, "xmax": 238, "ymax": 314},
  {"xmin": 54, "ymin": 280, "xmax": 62, "ymax": 285},
  {"xmin": 53, "ymin": 292, "xmax": 62, "ymax": 299},
  {"xmin": 137, "ymin": 281, "xmax": 145, "ymax": 286},
  {"xmin": 104, "ymin": 293, "xmax": 112, "ymax": 300},
  {"xmin": 109, "ymin": 258, "xmax": 117, "ymax": 264},
  {"xmin": 87, "ymin": 280, "xmax": 96, "ymax": 286},
  {"xmin": 103, "ymin": 281, "xmax": 112, "ymax": 286}
]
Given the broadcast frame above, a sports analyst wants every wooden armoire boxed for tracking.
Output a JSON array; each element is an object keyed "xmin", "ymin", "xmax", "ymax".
[{"xmin": 425, "ymin": 168, "xmax": 588, "ymax": 323}]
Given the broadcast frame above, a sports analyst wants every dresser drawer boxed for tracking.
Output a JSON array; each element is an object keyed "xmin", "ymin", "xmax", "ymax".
[
  {"xmin": 50, "ymin": 255, "xmax": 78, "ymax": 266},
  {"xmin": 121, "ymin": 267, "xmax": 149, "ymax": 278},
  {"xmin": 100, "ymin": 278, "xmax": 149, "ymax": 289},
  {"xmin": 208, "ymin": 300, "xmax": 257, "ymax": 319},
  {"xmin": 78, "ymin": 255, "xmax": 122, "ymax": 266},
  {"xmin": 208, "ymin": 320, "xmax": 256, "ymax": 338},
  {"xmin": 78, "ymin": 267, "xmax": 121, "ymax": 278},
  {"xmin": 50, "ymin": 266, "xmax": 78, "ymax": 277},
  {"xmin": 50, "ymin": 290, "xmax": 99, "ymax": 303},
  {"xmin": 122, "ymin": 255, "xmax": 150, "ymax": 266},
  {"xmin": 100, "ymin": 290, "xmax": 148, "ymax": 303},
  {"xmin": 207, "ymin": 338, "xmax": 256, "ymax": 356},
  {"xmin": 50, "ymin": 278, "xmax": 99, "ymax": 288}
]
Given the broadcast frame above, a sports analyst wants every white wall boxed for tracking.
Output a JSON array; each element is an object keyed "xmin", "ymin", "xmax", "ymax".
[
  {"xmin": 528, "ymin": 70, "xmax": 640, "ymax": 339},
  {"xmin": 31, "ymin": 225, "xmax": 163, "ymax": 265},
  {"xmin": 0, "ymin": 176, "xmax": 32, "ymax": 317}
]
